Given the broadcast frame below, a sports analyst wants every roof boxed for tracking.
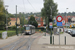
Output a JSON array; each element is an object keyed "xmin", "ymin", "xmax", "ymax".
[{"xmin": 10, "ymin": 18, "xmax": 19, "ymax": 21}]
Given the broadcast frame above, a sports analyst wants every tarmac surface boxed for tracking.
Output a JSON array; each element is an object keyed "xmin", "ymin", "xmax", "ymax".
[
  {"xmin": 31, "ymin": 32, "xmax": 75, "ymax": 50},
  {"xmin": 0, "ymin": 32, "xmax": 75, "ymax": 50}
]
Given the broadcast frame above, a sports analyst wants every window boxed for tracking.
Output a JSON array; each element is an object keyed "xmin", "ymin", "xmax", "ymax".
[
  {"xmin": 10, "ymin": 22, "xmax": 11, "ymax": 25},
  {"xmin": 15, "ymin": 22, "xmax": 16, "ymax": 25}
]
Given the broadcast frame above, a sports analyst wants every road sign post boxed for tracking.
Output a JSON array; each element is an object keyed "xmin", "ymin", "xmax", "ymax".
[
  {"xmin": 56, "ymin": 15, "xmax": 63, "ymax": 45},
  {"xmin": 49, "ymin": 22, "xmax": 53, "ymax": 44},
  {"xmin": 49, "ymin": 22, "xmax": 53, "ymax": 28}
]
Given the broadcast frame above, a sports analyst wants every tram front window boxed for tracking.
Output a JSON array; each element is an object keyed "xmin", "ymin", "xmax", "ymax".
[{"xmin": 26, "ymin": 27, "xmax": 30, "ymax": 30}]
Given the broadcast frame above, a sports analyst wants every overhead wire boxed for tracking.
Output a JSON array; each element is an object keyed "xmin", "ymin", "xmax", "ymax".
[
  {"xmin": 22, "ymin": 0, "xmax": 27, "ymax": 13},
  {"xmin": 27, "ymin": 0, "xmax": 38, "ymax": 12}
]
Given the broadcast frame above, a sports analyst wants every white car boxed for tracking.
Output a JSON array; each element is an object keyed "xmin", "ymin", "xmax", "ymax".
[{"xmin": 67, "ymin": 29, "xmax": 72, "ymax": 34}]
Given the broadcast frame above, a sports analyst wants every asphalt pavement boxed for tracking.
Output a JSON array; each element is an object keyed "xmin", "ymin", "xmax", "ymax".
[
  {"xmin": 31, "ymin": 32, "xmax": 75, "ymax": 50},
  {"xmin": 0, "ymin": 32, "xmax": 75, "ymax": 50}
]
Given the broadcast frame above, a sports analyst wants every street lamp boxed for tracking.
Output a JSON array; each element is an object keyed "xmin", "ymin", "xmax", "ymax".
[
  {"xmin": 5, "ymin": 5, "xmax": 9, "ymax": 31},
  {"xmin": 66, "ymin": 8, "xmax": 68, "ymax": 28}
]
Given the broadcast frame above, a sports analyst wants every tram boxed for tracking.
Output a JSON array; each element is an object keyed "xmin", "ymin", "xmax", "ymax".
[{"xmin": 23, "ymin": 25, "xmax": 35, "ymax": 35}]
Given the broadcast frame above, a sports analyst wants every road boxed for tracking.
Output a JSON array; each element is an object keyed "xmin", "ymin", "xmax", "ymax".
[
  {"xmin": 0, "ymin": 30, "xmax": 75, "ymax": 50},
  {"xmin": 0, "ymin": 33, "xmax": 43, "ymax": 50}
]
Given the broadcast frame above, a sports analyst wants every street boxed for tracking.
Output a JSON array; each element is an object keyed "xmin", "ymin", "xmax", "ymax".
[
  {"xmin": 0, "ymin": 33, "xmax": 43, "ymax": 50},
  {"xmin": 0, "ymin": 31, "xmax": 75, "ymax": 50}
]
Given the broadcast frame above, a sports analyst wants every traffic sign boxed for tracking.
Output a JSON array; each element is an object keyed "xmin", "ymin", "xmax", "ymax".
[
  {"xmin": 57, "ymin": 22, "xmax": 62, "ymax": 26},
  {"xmin": 70, "ymin": 25, "xmax": 72, "ymax": 28},
  {"xmin": 56, "ymin": 15, "xmax": 63, "ymax": 22},
  {"xmin": 49, "ymin": 22, "xmax": 53, "ymax": 28},
  {"xmin": 62, "ymin": 20, "xmax": 65, "ymax": 25}
]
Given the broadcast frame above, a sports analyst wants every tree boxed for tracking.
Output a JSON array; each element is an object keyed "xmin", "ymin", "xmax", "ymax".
[
  {"xmin": 18, "ymin": 12, "xmax": 28, "ymax": 26},
  {"xmin": 0, "ymin": 0, "xmax": 6, "ymax": 29},
  {"xmin": 41, "ymin": 0, "xmax": 58, "ymax": 26},
  {"xmin": 28, "ymin": 15, "xmax": 38, "ymax": 28}
]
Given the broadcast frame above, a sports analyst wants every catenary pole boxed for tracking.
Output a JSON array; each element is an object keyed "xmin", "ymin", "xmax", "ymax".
[{"xmin": 16, "ymin": 5, "xmax": 18, "ymax": 36}]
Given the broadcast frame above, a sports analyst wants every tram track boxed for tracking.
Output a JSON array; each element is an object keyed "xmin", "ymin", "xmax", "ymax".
[{"xmin": 1, "ymin": 33, "xmax": 43, "ymax": 50}]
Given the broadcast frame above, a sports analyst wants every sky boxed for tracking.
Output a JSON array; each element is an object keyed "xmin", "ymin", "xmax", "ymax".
[{"xmin": 4, "ymin": 0, "xmax": 75, "ymax": 14}]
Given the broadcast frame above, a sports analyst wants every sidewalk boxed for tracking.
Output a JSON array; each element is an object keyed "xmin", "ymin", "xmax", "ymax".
[
  {"xmin": 31, "ymin": 33, "xmax": 75, "ymax": 50},
  {"xmin": 0, "ymin": 35, "xmax": 22, "ymax": 48}
]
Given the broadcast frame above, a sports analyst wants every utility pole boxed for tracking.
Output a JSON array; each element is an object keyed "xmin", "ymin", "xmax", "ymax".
[
  {"xmin": 23, "ymin": 12, "xmax": 24, "ymax": 26},
  {"xmin": 19, "ymin": 13, "xmax": 21, "ymax": 35},
  {"xmin": 16, "ymin": 5, "xmax": 18, "ymax": 36},
  {"xmin": 6, "ymin": 9, "xmax": 8, "ymax": 31},
  {"xmin": 5, "ymin": 5, "xmax": 9, "ymax": 32},
  {"xmin": 66, "ymin": 8, "xmax": 68, "ymax": 28}
]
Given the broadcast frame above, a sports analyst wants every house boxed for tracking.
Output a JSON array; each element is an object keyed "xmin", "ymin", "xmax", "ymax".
[
  {"xmin": 35, "ymin": 17, "xmax": 43, "ymax": 27},
  {"xmin": 63, "ymin": 16, "xmax": 68, "ymax": 23},
  {"xmin": 8, "ymin": 18, "xmax": 20, "ymax": 27},
  {"xmin": 28, "ymin": 16, "xmax": 44, "ymax": 27}
]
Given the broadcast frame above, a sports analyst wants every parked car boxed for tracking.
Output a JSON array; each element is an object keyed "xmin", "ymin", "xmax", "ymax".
[
  {"xmin": 70, "ymin": 30, "xmax": 75, "ymax": 36},
  {"xmin": 64, "ymin": 29, "xmax": 68, "ymax": 33},
  {"xmin": 67, "ymin": 29, "xmax": 72, "ymax": 34},
  {"xmin": 55, "ymin": 32, "xmax": 59, "ymax": 35}
]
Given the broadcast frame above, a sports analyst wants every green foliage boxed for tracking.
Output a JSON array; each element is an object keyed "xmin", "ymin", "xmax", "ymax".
[
  {"xmin": 21, "ymin": 27, "xmax": 24, "ymax": 31},
  {"xmin": 8, "ymin": 26, "xmax": 16, "ymax": 30},
  {"xmin": 28, "ymin": 15, "xmax": 38, "ymax": 28},
  {"xmin": 53, "ymin": 24, "xmax": 57, "ymax": 27},
  {"xmin": 58, "ymin": 12, "xmax": 75, "ymax": 16},
  {"xmin": 17, "ymin": 12, "xmax": 28, "ymax": 26},
  {"xmin": 0, "ymin": 31, "xmax": 16, "ymax": 38},
  {"xmin": 0, "ymin": 0, "xmax": 11, "ymax": 30},
  {"xmin": 41, "ymin": 0, "xmax": 58, "ymax": 28},
  {"xmin": 7, "ymin": 32, "xmax": 16, "ymax": 37},
  {"xmin": 36, "ymin": 27, "xmax": 45, "ymax": 31},
  {"xmin": 23, "ymin": 12, "xmax": 41, "ymax": 18},
  {"xmin": 60, "ymin": 32, "xmax": 63, "ymax": 34},
  {"xmin": 0, "ymin": 0, "xmax": 6, "ymax": 30},
  {"xmin": 12, "ymin": 26, "xmax": 16, "ymax": 29}
]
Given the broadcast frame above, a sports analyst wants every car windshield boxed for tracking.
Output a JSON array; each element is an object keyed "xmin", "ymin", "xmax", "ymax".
[
  {"xmin": 72, "ymin": 30, "xmax": 75, "ymax": 32},
  {"xmin": 68, "ymin": 29, "xmax": 72, "ymax": 31}
]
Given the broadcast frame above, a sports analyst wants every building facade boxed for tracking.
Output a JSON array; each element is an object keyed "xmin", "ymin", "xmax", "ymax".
[{"xmin": 8, "ymin": 18, "xmax": 20, "ymax": 27}]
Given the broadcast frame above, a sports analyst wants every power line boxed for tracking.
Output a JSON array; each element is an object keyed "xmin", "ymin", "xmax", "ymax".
[
  {"xmin": 22, "ymin": 0, "xmax": 26, "ymax": 13},
  {"xmin": 27, "ymin": 0, "xmax": 38, "ymax": 12}
]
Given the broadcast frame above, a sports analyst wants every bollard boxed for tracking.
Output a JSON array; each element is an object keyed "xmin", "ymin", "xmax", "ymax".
[
  {"xmin": 53, "ymin": 36, "xmax": 54, "ymax": 45},
  {"xmin": 65, "ymin": 36, "xmax": 66, "ymax": 45},
  {"xmin": 50, "ymin": 35, "xmax": 52, "ymax": 44}
]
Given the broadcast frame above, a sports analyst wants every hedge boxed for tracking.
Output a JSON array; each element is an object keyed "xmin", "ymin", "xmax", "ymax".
[
  {"xmin": 0, "ymin": 32, "xmax": 16, "ymax": 39},
  {"xmin": 0, "ymin": 30, "xmax": 23, "ymax": 39},
  {"xmin": 36, "ymin": 27, "xmax": 45, "ymax": 31},
  {"xmin": 7, "ymin": 32, "xmax": 16, "ymax": 37}
]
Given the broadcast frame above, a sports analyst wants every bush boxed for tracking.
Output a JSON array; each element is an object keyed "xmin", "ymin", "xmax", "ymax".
[
  {"xmin": 8, "ymin": 26, "xmax": 16, "ymax": 30},
  {"xmin": 0, "ymin": 25, "xmax": 5, "ymax": 30},
  {"xmin": 12, "ymin": 26, "xmax": 16, "ymax": 30},
  {"xmin": 36, "ymin": 27, "xmax": 45, "ymax": 31},
  {"xmin": 53, "ymin": 24, "xmax": 57, "ymax": 27},
  {"xmin": 7, "ymin": 32, "xmax": 16, "ymax": 37}
]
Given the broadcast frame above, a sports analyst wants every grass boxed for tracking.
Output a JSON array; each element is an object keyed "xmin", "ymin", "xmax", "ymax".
[{"xmin": 60, "ymin": 32, "xmax": 63, "ymax": 34}]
